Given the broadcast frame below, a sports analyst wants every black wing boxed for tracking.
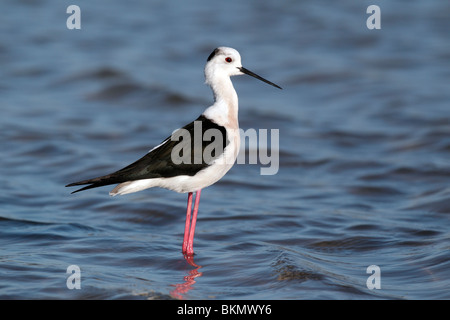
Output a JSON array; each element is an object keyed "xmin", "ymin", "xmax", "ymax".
[{"xmin": 66, "ymin": 115, "xmax": 228, "ymax": 193}]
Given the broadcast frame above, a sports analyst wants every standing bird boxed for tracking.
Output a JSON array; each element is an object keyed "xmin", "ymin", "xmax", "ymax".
[{"xmin": 66, "ymin": 47, "xmax": 281, "ymax": 255}]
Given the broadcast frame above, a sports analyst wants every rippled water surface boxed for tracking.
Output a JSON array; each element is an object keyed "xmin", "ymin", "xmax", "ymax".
[{"xmin": 1, "ymin": 0, "xmax": 449, "ymax": 299}]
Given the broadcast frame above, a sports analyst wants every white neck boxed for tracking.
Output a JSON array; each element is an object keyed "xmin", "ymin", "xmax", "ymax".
[{"xmin": 203, "ymin": 74, "xmax": 239, "ymax": 129}]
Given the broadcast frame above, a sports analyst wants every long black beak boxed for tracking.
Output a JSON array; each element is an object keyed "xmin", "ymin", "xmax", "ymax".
[{"xmin": 238, "ymin": 67, "xmax": 282, "ymax": 89}]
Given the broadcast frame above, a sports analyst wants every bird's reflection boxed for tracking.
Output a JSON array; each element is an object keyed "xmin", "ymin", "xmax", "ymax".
[{"xmin": 170, "ymin": 254, "xmax": 203, "ymax": 299}]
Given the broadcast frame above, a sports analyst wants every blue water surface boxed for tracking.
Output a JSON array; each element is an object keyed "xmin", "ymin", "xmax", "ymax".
[{"xmin": 0, "ymin": 0, "xmax": 449, "ymax": 299}]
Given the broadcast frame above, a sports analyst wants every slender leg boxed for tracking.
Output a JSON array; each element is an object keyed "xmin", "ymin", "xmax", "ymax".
[
  {"xmin": 185, "ymin": 189, "xmax": 201, "ymax": 256},
  {"xmin": 182, "ymin": 192, "xmax": 193, "ymax": 254}
]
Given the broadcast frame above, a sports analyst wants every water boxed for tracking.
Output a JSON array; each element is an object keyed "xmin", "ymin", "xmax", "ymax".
[{"xmin": 1, "ymin": 0, "xmax": 449, "ymax": 299}]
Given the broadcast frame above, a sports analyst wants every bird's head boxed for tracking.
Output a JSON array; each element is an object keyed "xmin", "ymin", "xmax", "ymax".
[{"xmin": 204, "ymin": 47, "xmax": 282, "ymax": 89}]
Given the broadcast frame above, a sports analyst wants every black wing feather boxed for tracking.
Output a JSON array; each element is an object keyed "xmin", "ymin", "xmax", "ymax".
[{"xmin": 66, "ymin": 115, "xmax": 228, "ymax": 193}]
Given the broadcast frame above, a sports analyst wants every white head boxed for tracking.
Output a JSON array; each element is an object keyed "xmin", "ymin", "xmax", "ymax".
[{"xmin": 204, "ymin": 47, "xmax": 282, "ymax": 89}]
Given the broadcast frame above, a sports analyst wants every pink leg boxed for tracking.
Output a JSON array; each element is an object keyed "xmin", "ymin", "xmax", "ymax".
[
  {"xmin": 184, "ymin": 189, "xmax": 201, "ymax": 256},
  {"xmin": 182, "ymin": 192, "xmax": 193, "ymax": 254}
]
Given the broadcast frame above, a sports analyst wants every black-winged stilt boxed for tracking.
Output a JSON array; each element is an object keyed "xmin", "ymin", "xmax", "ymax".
[{"xmin": 66, "ymin": 47, "xmax": 281, "ymax": 255}]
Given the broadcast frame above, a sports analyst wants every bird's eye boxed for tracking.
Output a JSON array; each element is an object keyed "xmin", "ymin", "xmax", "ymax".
[{"xmin": 225, "ymin": 57, "xmax": 232, "ymax": 63}]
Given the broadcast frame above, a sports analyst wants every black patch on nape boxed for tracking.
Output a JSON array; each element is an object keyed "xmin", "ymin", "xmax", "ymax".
[{"xmin": 207, "ymin": 48, "xmax": 220, "ymax": 62}]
